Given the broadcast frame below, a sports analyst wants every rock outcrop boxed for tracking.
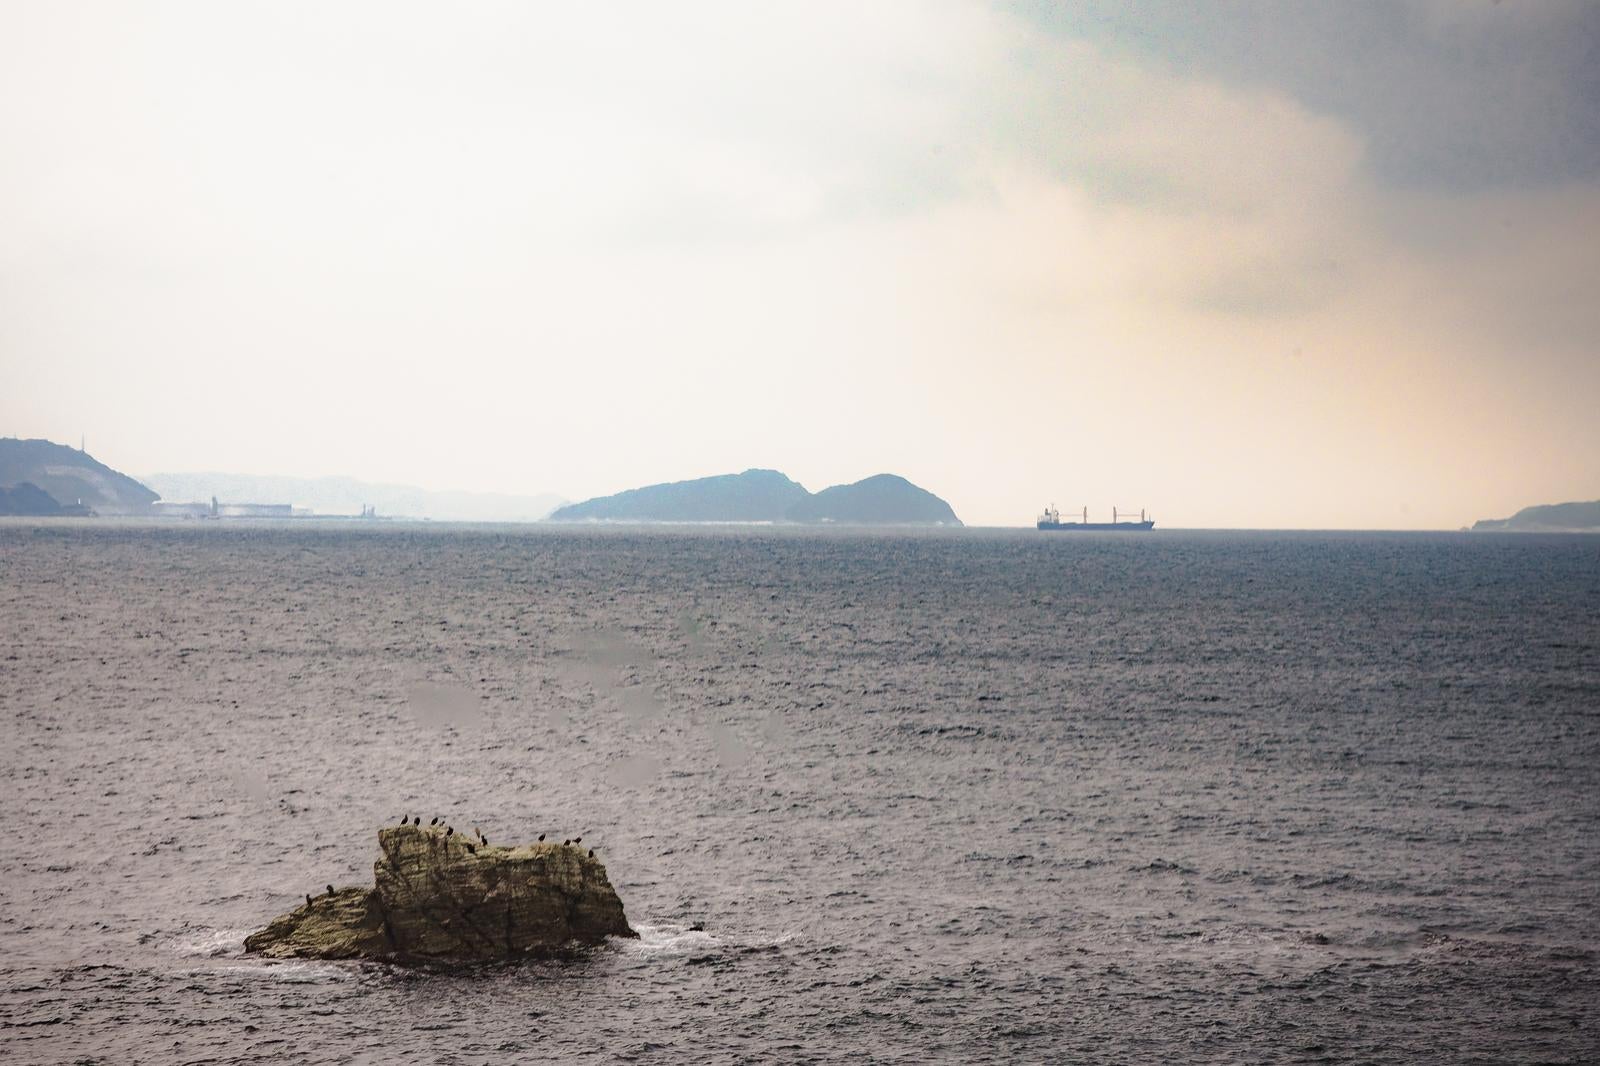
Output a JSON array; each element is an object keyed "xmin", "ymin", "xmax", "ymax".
[{"xmin": 244, "ymin": 825, "xmax": 636, "ymax": 963}]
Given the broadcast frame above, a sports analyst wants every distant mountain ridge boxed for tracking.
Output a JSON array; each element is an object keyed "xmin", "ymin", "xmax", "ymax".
[
  {"xmin": 1473, "ymin": 500, "xmax": 1600, "ymax": 532},
  {"xmin": 547, "ymin": 469, "xmax": 809, "ymax": 523},
  {"xmin": 143, "ymin": 472, "xmax": 564, "ymax": 522},
  {"xmin": 784, "ymin": 474, "xmax": 958, "ymax": 525},
  {"xmin": 548, "ymin": 469, "xmax": 961, "ymax": 525},
  {"xmin": 0, "ymin": 438, "xmax": 158, "ymax": 514}
]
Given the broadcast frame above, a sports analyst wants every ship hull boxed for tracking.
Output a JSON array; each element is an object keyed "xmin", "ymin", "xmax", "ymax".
[{"xmin": 1037, "ymin": 520, "xmax": 1154, "ymax": 531}]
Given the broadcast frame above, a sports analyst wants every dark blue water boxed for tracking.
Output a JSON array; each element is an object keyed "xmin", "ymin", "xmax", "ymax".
[{"xmin": 2, "ymin": 524, "xmax": 1597, "ymax": 1063}]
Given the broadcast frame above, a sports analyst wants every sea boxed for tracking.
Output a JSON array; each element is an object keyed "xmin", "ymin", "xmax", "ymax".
[{"xmin": 1, "ymin": 522, "xmax": 1596, "ymax": 1064}]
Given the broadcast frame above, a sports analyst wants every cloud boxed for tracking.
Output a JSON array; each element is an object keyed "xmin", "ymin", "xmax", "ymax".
[
  {"xmin": 0, "ymin": 1, "xmax": 1594, "ymax": 528},
  {"xmin": 1009, "ymin": 0, "xmax": 1600, "ymax": 191}
]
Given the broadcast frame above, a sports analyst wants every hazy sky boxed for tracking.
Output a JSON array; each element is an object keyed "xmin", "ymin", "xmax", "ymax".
[{"xmin": 3, "ymin": 0, "xmax": 1596, "ymax": 527}]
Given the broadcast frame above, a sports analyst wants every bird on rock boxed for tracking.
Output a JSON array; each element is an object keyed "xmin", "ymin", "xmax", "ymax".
[
  {"xmin": 538, "ymin": 833, "xmax": 546, "ymax": 842},
  {"xmin": 305, "ymin": 893, "xmax": 313, "ymax": 906},
  {"xmin": 412, "ymin": 816, "xmax": 420, "ymax": 825},
  {"xmin": 446, "ymin": 826, "xmax": 454, "ymax": 837},
  {"xmin": 573, "ymin": 836, "xmax": 582, "ymax": 845},
  {"xmin": 588, "ymin": 849, "xmax": 595, "ymax": 858},
  {"xmin": 326, "ymin": 885, "xmax": 335, "ymax": 897},
  {"xmin": 465, "ymin": 842, "xmax": 476, "ymax": 855},
  {"xmin": 430, "ymin": 817, "xmax": 439, "ymax": 826}
]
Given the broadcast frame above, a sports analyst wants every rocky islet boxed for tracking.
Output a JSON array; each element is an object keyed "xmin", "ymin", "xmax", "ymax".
[{"xmin": 244, "ymin": 824, "xmax": 635, "ymax": 963}]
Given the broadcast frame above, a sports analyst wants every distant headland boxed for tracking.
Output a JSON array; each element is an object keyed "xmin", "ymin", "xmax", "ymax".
[
  {"xmin": 1, "ymin": 440, "xmax": 960, "ymax": 526},
  {"xmin": 1472, "ymin": 500, "xmax": 1600, "ymax": 533},
  {"xmin": 547, "ymin": 469, "xmax": 962, "ymax": 526},
  {"xmin": 0, "ymin": 437, "xmax": 158, "ymax": 515}
]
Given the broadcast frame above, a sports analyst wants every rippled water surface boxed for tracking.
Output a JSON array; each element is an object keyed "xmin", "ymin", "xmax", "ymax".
[{"xmin": 2, "ymin": 523, "xmax": 1597, "ymax": 1063}]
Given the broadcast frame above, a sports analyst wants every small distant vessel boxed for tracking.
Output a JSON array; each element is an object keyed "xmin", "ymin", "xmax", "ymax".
[{"xmin": 1036, "ymin": 504, "xmax": 1154, "ymax": 531}]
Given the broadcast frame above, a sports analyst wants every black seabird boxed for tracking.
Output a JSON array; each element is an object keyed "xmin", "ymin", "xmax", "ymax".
[
  {"xmin": 588, "ymin": 849, "xmax": 594, "ymax": 858},
  {"xmin": 326, "ymin": 884, "xmax": 335, "ymax": 897},
  {"xmin": 481, "ymin": 835, "xmax": 489, "ymax": 846},
  {"xmin": 573, "ymin": 836, "xmax": 582, "ymax": 844},
  {"xmin": 412, "ymin": 816, "xmax": 420, "ymax": 825},
  {"xmin": 538, "ymin": 833, "xmax": 546, "ymax": 842},
  {"xmin": 306, "ymin": 893, "xmax": 313, "ymax": 906},
  {"xmin": 562, "ymin": 839, "xmax": 569, "ymax": 846},
  {"xmin": 465, "ymin": 842, "xmax": 476, "ymax": 855},
  {"xmin": 430, "ymin": 817, "xmax": 439, "ymax": 826},
  {"xmin": 399, "ymin": 815, "xmax": 407, "ymax": 825},
  {"xmin": 446, "ymin": 826, "xmax": 454, "ymax": 837}
]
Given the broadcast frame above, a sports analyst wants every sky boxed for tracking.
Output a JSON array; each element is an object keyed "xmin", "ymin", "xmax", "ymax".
[{"xmin": 2, "ymin": 0, "xmax": 1596, "ymax": 528}]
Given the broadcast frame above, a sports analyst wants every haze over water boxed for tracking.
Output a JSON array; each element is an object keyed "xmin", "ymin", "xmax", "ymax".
[
  {"xmin": 5, "ymin": 2, "xmax": 1599, "ymax": 528},
  {"xmin": 2, "ymin": 522, "xmax": 1596, "ymax": 1063}
]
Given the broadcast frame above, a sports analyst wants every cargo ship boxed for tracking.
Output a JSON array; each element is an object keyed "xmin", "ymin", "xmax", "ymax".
[{"xmin": 1036, "ymin": 505, "xmax": 1154, "ymax": 531}]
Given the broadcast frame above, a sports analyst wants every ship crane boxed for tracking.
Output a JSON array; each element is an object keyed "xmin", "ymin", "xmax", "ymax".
[{"xmin": 1036, "ymin": 502, "xmax": 1154, "ymax": 531}]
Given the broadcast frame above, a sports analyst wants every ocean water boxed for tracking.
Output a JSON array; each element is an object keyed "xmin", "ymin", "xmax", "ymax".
[{"xmin": 1, "ymin": 522, "xmax": 1596, "ymax": 1064}]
